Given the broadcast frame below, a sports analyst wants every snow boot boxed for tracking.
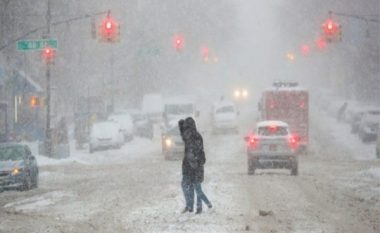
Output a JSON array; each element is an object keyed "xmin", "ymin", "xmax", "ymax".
[{"xmin": 182, "ymin": 207, "xmax": 193, "ymax": 213}]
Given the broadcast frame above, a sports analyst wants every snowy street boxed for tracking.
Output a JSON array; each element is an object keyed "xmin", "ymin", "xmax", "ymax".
[
  {"xmin": 1, "ymin": 107, "xmax": 379, "ymax": 233},
  {"xmin": 0, "ymin": 0, "xmax": 379, "ymax": 232}
]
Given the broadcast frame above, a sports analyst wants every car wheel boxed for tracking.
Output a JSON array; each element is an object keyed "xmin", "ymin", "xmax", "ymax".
[
  {"xmin": 248, "ymin": 160, "xmax": 255, "ymax": 175},
  {"xmin": 20, "ymin": 175, "xmax": 32, "ymax": 191},
  {"xmin": 291, "ymin": 163, "xmax": 298, "ymax": 176},
  {"xmin": 32, "ymin": 173, "xmax": 39, "ymax": 188}
]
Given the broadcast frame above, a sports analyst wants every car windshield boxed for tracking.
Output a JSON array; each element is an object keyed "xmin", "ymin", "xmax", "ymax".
[
  {"xmin": 92, "ymin": 123, "xmax": 118, "ymax": 136},
  {"xmin": 216, "ymin": 106, "xmax": 234, "ymax": 114},
  {"xmin": 0, "ymin": 146, "xmax": 25, "ymax": 161},
  {"xmin": 167, "ymin": 126, "xmax": 180, "ymax": 135},
  {"xmin": 165, "ymin": 104, "xmax": 193, "ymax": 115},
  {"xmin": 258, "ymin": 126, "xmax": 288, "ymax": 136}
]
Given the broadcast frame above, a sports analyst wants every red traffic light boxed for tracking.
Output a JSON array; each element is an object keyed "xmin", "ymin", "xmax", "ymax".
[
  {"xmin": 316, "ymin": 37, "xmax": 327, "ymax": 50},
  {"xmin": 99, "ymin": 15, "xmax": 120, "ymax": 42},
  {"xmin": 41, "ymin": 47, "xmax": 55, "ymax": 63},
  {"xmin": 173, "ymin": 35, "xmax": 184, "ymax": 51},
  {"xmin": 322, "ymin": 18, "xmax": 341, "ymax": 42},
  {"xmin": 201, "ymin": 46, "xmax": 209, "ymax": 58},
  {"xmin": 300, "ymin": 44, "xmax": 310, "ymax": 56},
  {"xmin": 323, "ymin": 19, "xmax": 338, "ymax": 35}
]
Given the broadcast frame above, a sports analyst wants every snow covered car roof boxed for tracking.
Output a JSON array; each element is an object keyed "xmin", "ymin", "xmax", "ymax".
[{"xmin": 256, "ymin": 120, "xmax": 289, "ymax": 128}]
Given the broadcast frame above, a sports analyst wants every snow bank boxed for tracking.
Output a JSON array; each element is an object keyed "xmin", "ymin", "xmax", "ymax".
[
  {"xmin": 26, "ymin": 137, "xmax": 159, "ymax": 166},
  {"xmin": 358, "ymin": 167, "xmax": 380, "ymax": 180},
  {"xmin": 4, "ymin": 191, "xmax": 72, "ymax": 212}
]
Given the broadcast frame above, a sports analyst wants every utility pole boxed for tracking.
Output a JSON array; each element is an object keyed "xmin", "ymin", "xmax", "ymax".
[{"xmin": 45, "ymin": 0, "xmax": 52, "ymax": 157}]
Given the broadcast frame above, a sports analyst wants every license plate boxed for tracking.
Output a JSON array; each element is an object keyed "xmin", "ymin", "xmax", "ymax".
[{"xmin": 269, "ymin": 145, "xmax": 277, "ymax": 151}]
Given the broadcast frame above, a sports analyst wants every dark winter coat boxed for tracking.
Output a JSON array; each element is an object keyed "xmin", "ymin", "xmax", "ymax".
[{"xmin": 180, "ymin": 117, "xmax": 206, "ymax": 183}]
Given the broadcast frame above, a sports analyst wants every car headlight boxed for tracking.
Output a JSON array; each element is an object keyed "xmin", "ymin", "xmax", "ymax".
[
  {"xmin": 242, "ymin": 89, "xmax": 248, "ymax": 98},
  {"xmin": 11, "ymin": 168, "xmax": 22, "ymax": 176},
  {"xmin": 165, "ymin": 138, "xmax": 173, "ymax": 148}
]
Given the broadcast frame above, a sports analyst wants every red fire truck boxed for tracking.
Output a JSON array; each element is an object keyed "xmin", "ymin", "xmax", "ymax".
[{"xmin": 259, "ymin": 82, "xmax": 309, "ymax": 153}]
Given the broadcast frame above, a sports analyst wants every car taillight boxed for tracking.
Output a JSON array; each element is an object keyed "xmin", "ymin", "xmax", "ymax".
[
  {"xmin": 246, "ymin": 135, "xmax": 259, "ymax": 149},
  {"xmin": 288, "ymin": 134, "xmax": 299, "ymax": 149}
]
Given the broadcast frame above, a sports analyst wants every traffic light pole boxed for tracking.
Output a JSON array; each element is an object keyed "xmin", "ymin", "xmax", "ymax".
[
  {"xmin": 45, "ymin": 63, "xmax": 52, "ymax": 157},
  {"xmin": 45, "ymin": 0, "xmax": 52, "ymax": 158}
]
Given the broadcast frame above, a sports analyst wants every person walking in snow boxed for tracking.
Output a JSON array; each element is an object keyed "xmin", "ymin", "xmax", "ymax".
[
  {"xmin": 182, "ymin": 117, "xmax": 212, "ymax": 214},
  {"xmin": 179, "ymin": 119, "xmax": 195, "ymax": 213}
]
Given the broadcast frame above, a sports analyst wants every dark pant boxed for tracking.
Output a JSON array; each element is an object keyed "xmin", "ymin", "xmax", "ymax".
[
  {"xmin": 182, "ymin": 175, "xmax": 194, "ymax": 209},
  {"xmin": 194, "ymin": 182, "xmax": 211, "ymax": 210}
]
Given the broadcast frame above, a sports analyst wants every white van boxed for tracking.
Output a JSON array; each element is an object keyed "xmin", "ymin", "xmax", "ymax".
[
  {"xmin": 142, "ymin": 93, "xmax": 163, "ymax": 123},
  {"xmin": 163, "ymin": 96, "xmax": 199, "ymax": 129},
  {"xmin": 211, "ymin": 101, "xmax": 239, "ymax": 133}
]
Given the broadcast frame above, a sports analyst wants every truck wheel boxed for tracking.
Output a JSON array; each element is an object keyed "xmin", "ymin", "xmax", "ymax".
[
  {"xmin": 248, "ymin": 161, "xmax": 255, "ymax": 175},
  {"xmin": 291, "ymin": 163, "xmax": 298, "ymax": 176}
]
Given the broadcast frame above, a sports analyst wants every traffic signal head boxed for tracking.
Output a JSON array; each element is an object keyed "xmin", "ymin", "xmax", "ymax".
[
  {"xmin": 173, "ymin": 35, "xmax": 184, "ymax": 51},
  {"xmin": 300, "ymin": 44, "xmax": 310, "ymax": 56},
  {"xmin": 316, "ymin": 37, "xmax": 327, "ymax": 50},
  {"xmin": 99, "ymin": 15, "xmax": 120, "ymax": 42},
  {"xmin": 322, "ymin": 19, "xmax": 341, "ymax": 42},
  {"xmin": 41, "ymin": 47, "xmax": 55, "ymax": 63}
]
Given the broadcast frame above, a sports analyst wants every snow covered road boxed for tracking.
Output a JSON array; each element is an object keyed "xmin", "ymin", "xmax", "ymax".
[{"xmin": 1, "ymin": 109, "xmax": 379, "ymax": 233}]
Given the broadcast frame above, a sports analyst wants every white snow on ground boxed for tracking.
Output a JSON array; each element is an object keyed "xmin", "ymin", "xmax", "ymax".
[
  {"xmin": 358, "ymin": 167, "xmax": 380, "ymax": 180},
  {"xmin": 26, "ymin": 137, "xmax": 159, "ymax": 166},
  {"xmin": 4, "ymin": 191, "xmax": 73, "ymax": 212}
]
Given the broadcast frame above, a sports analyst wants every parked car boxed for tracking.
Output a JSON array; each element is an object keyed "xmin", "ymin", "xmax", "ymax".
[
  {"xmin": 358, "ymin": 110, "xmax": 380, "ymax": 142},
  {"xmin": 89, "ymin": 121, "xmax": 124, "ymax": 153},
  {"xmin": 0, "ymin": 143, "xmax": 39, "ymax": 191},
  {"xmin": 211, "ymin": 101, "xmax": 239, "ymax": 134},
  {"xmin": 130, "ymin": 111, "xmax": 153, "ymax": 139},
  {"xmin": 108, "ymin": 112, "xmax": 134, "ymax": 142},
  {"xmin": 244, "ymin": 121, "xmax": 299, "ymax": 176},
  {"xmin": 161, "ymin": 125, "xmax": 184, "ymax": 160}
]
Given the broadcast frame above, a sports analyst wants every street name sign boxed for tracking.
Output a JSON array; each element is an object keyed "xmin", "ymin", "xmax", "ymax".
[{"xmin": 17, "ymin": 39, "xmax": 58, "ymax": 51}]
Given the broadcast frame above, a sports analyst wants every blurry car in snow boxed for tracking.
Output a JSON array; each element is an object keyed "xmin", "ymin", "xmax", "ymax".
[
  {"xmin": 211, "ymin": 101, "xmax": 239, "ymax": 134},
  {"xmin": 162, "ymin": 96, "xmax": 199, "ymax": 129},
  {"xmin": 108, "ymin": 112, "xmax": 134, "ymax": 142},
  {"xmin": 0, "ymin": 143, "xmax": 39, "ymax": 191},
  {"xmin": 89, "ymin": 121, "xmax": 124, "ymax": 153},
  {"xmin": 142, "ymin": 93, "xmax": 164, "ymax": 123},
  {"xmin": 129, "ymin": 111, "xmax": 153, "ymax": 139},
  {"xmin": 244, "ymin": 121, "xmax": 299, "ymax": 176},
  {"xmin": 161, "ymin": 125, "xmax": 184, "ymax": 160},
  {"xmin": 357, "ymin": 110, "xmax": 380, "ymax": 142}
]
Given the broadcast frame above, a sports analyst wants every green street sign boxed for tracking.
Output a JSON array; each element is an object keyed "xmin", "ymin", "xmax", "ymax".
[{"xmin": 17, "ymin": 39, "xmax": 58, "ymax": 51}]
